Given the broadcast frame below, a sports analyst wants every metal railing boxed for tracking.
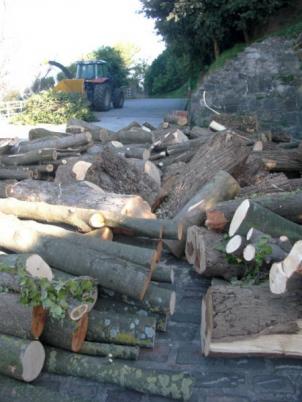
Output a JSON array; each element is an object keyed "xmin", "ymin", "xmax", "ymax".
[{"xmin": 0, "ymin": 100, "xmax": 26, "ymax": 119}]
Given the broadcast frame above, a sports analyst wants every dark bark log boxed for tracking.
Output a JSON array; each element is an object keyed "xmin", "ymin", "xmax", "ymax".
[
  {"xmin": 80, "ymin": 341, "xmax": 139, "ymax": 360},
  {"xmin": 41, "ymin": 314, "xmax": 88, "ymax": 352},
  {"xmin": 206, "ymin": 190, "xmax": 302, "ymax": 232},
  {"xmin": 0, "ymin": 148, "xmax": 57, "ymax": 166},
  {"xmin": 164, "ymin": 170, "xmax": 240, "ymax": 257},
  {"xmin": 87, "ymin": 309, "xmax": 156, "ymax": 348},
  {"xmin": 0, "ymin": 167, "xmax": 33, "ymax": 180},
  {"xmin": 0, "ymin": 335, "xmax": 45, "ymax": 382},
  {"xmin": 124, "ymin": 147, "xmax": 150, "ymax": 160},
  {"xmin": 0, "ymin": 212, "xmax": 152, "ymax": 300},
  {"xmin": 6, "ymin": 180, "xmax": 155, "ymax": 218},
  {"xmin": 239, "ymin": 173, "xmax": 289, "ymax": 197},
  {"xmin": 261, "ymin": 148, "xmax": 302, "ymax": 172},
  {"xmin": 157, "ymin": 150, "xmax": 195, "ymax": 168},
  {"xmin": 15, "ymin": 132, "xmax": 91, "ymax": 154},
  {"xmin": 229, "ymin": 200, "xmax": 302, "ymax": 242},
  {"xmin": 166, "ymin": 138, "xmax": 207, "ymax": 155},
  {"xmin": 0, "ymin": 292, "xmax": 46, "ymax": 339},
  {"xmin": 185, "ymin": 226, "xmax": 244, "ymax": 279},
  {"xmin": 161, "ymin": 131, "xmax": 250, "ymax": 217},
  {"xmin": 202, "ymin": 285, "xmax": 302, "ymax": 357},
  {"xmin": 152, "ymin": 262, "xmax": 174, "ymax": 283},
  {"xmin": 54, "ymin": 156, "xmax": 95, "ymax": 184}
]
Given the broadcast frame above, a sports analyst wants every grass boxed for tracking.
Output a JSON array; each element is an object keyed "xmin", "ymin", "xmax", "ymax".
[
  {"xmin": 208, "ymin": 43, "xmax": 247, "ymax": 73},
  {"xmin": 272, "ymin": 19, "xmax": 302, "ymax": 39},
  {"xmin": 150, "ymin": 81, "xmax": 190, "ymax": 99}
]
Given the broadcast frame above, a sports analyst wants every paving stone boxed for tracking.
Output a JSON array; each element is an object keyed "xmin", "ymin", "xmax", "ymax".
[
  {"xmin": 139, "ymin": 341, "xmax": 170, "ymax": 362},
  {"xmin": 194, "ymin": 372, "xmax": 246, "ymax": 389},
  {"xmin": 106, "ymin": 389, "xmax": 143, "ymax": 402},
  {"xmin": 176, "ymin": 342, "xmax": 202, "ymax": 365},
  {"xmin": 204, "ymin": 395, "xmax": 251, "ymax": 402},
  {"xmin": 252, "ymin": 375, "xmax": 295, "ymax": 393}
]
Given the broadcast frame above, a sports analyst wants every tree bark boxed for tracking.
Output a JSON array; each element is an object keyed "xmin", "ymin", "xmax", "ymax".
[
  {"xmin": 152, "ymin": 262, "xmax": 174, "ymax": 283},
  {"xmin": 0, "ymin": 293, "xmax": 46, "ymax": 339},
  {"xmin": 15, "ymin": 132, "xmax": 92, "ymax": 154},
  {"xmin": 0, "ymin": 213, "xmax": 152, "ymax": 300},
  {"xmin": 0, "ymin": 253, "xmax": 53, "ymax": 280},
  {"xmin": 185, "ymin": 226, "xmax": 244, "ymax": 279},
  {"xmin": 80, "ymin": 341, "xmax": 139, "ymax": 360},
  {"xmin": 5, "ymin": 180, "xmax": 155, "ymax": 218},
  {"xmin": 44, "ymin": 347, "xmax": 193, "ymax": 400},
  {"xmin": 261, "ymin": 148, "xmax": 302, "ymax": 172},
  {"xmin": 127, "ymin": 159, "xmax": 161, "ymax": 187},
  {"xmin": 161, "ymin": 131, "xmax": 250, "ymax": 217},
  {"xmin": 240, "ymin": 177, "xmax": 302, "ymax": 197},
  {"xmin": 67, "ymin": 118, "xmax": 111, "ymax": 142},
  {"xmin": 41, "ymin": 314, "xmax": 88, "ymax": 352},
  {"xmin": 0, "ymin": 148, "xmax": 57, "ymax": 166},
  {"xmin": 270, "ymin": 240, "xmax": 302, "ymax": 294},
  {"xmin": 206, "ymin": 190, "xmax": 302, "ymax": 232},
  {"xmin": 202, "ymin": 285, "xmax": 302, "ymax": 358},
  {"xmin": 28, "ymin": 127, "xmax": 69, "ymax": 140},
  {"xmin": 229, "ymin": 200, "xmax": 302, "ymax": 242},
  {"xmin": 0, "ymin": 167, "xmax": 33, "ymax": 180},
  {"xmin": 164, "ymin": 170, "xmax": 240, "ymax": 257},
  {"xmin": 124, "ymin": 147, "xmax": 150, "ymax": 160},
  {"xmin": 87, "ymin": 309, "xmax": 156, "ymax": 348},
  {"xmin": 113, "ymin": 127, "xmax": 154, "ymax": 144},
  {"xmin": 0, "ymin": 335, "xmax": 45, "ymax": 382}
]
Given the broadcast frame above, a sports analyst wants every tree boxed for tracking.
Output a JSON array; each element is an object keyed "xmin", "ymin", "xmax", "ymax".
[{"xmin": 113, "ymin": 42, "xmax": 140, "ymax": 69}]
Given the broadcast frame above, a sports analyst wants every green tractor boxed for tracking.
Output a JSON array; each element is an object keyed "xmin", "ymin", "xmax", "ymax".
[{"xmin": 49, "ymin": 60, "xmax": 125, "ymax": 111}]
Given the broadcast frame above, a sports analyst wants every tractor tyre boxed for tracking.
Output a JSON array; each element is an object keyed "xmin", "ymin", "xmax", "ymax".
[
  {"xmin": 93, "ymin": 84, "xmax": 112, "ymax": 111},
  {"xmin": 113, "ymin": 88, "xmax": 125, "ymax": 109}
]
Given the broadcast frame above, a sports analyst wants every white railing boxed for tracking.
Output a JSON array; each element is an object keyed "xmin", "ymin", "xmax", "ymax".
[{"xmin": 0, "ymin": 100, "xmax": 26, "ymax": 119}]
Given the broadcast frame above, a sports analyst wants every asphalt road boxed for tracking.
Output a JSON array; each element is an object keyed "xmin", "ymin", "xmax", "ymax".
[{"xmin": 0, "ymin": 98, "xmax": 187, "ymax": 139}]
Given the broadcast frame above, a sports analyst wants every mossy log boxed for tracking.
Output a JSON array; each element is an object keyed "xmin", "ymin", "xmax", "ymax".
[
  {"xmin": 5, "ymin": 180, "xmax": 155, "ymax": 219},
  {"xmin": 15, "ymin": 132, "xmax": 92, "ymax": 153},
  {"xmin": 87, "ymin": 309, "xmax": 156, "ymax": 348},
  {"xmin": 41, "ymin": 314, "xmax": 88, "ymax": 352},
  {"xmin": 164, "ymin": 171, "xmax": 240, "ymax": 257},
  {"xmin": 0, "ymin": 334, "xmax": 45, "ymax": 382},
  {"xmin": 44, "ymin": 347, "xmax": 193, "ymax": 400},
  {"xmin": 206, "ymin": 190, "xmax": 302, "ymax": 232},
  {"xmin": 229, "ymin": 200, "xmax": 302, "ymax": 242},
  {"xmin": 0, "ymin": 148, "xmax": 57, "ymax": 166},
  {"xmin": 0, "ymin": 292, "xmax": 46, "ymax": 339},
  {"xmin": 94, "ymin": 298, "xmax": 168, "ymax": 332},
  {"xmin": 0, "ymin": 213, "xmax": 152, "ymax": 300},
  {"xmin": 80, "ymin": 341, "xmax": 139, "ymax": 360},
  {"xmin": 202, "ymin": 285, "xmax": 302, "ymax": 358}
]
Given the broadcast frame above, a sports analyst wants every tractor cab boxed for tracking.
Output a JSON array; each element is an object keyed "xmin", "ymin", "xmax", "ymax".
[{"xmin": 76, "ymin": 60, "xmax": 110, "ymax": 82}]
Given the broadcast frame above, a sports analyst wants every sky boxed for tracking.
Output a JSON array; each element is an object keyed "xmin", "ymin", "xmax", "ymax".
[{"xmin": 0, "ymin": 0, "xmax": 165, "ymax": 92}]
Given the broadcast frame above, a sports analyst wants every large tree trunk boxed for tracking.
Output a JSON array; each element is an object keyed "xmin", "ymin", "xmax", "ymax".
[
  {"xmin": 87, "ymin": 309, "xmax": 156, "ymax": 348},
  {"xmin": 229, "ymin": 200, "xmax": 302, "ymax": 241},
  {"xmin": 270, "ymin": 241, "xmax": 302, "ymax": 294},
  {"xmin": 161, "ymin": 131, "xmax": 250, "ymax": 217},
  {"xmin": 5, "ymin": 180, "xmax": 155, "ymax": 218},
  {"xmin": 185, "ymin": 226, "xmax": 244, "ymax": 279},
  {"xmin": 0, "ymin": 293, "xmax": 46, "ymax": 339},
  {"xmin": 41, "ymin": 314, "xmax": 88, "ymax": 352},
  {"xmin": 80, "ymin": 341, "xmax": 139, "ymax": 360},
  {"xmin": 202, "ymin": 285, "xmax": 302, "ymax": 358},
  {"xmin": 44, "ymin": 347, "xmax": 193, "ymax": 400},
  {"xmin": 164, "ymin": 170, "xmax": 240, "ymax": 257},
  {"xmin": 206, "ymin": 191, "xmax": 302, "ymax": 232},
  {"xmin": 0, "ymin": 213, "xmax": 153, "ymax": 300},
  {"xmin": 0, "ymin": 335, "xmax": 45, "ymax": 382}
]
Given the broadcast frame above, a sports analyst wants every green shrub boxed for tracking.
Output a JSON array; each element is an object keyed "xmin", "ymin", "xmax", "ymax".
[{"xmin": 12, "ymin": 90, "xmax": 95, "ymax": 124}]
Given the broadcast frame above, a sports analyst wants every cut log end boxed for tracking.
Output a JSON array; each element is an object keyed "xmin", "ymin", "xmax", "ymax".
[
  {"xmin": 170, "ymin": 291, "xmax": 176, "ymax": 316},
  {"xmin": 25, "ymin": 254, "xmax": 53, "ymax": 281},
  {"xmin": 22, "ymin": 340, "xmax": 45, "ymax": 382},
  {"xmin": 243, "ymin": 244, "xmax": 256, "ymax": 262},
  {"xmin": 89, "ymin": 213, "xmax": 105, "ymax": 229},
  {"xmin": 269, "ymin": 263, "xmax": 287, "ymax": 294},
  {"xmin": 70, "ymin": 303, "xmax": 89, "ymax": 321},
  {"xmin": 31, "ymin": 306, "xmax": 47, "ymax": 339},
  {"xmin": 229, "ymin": 199, "xmax": 250, "ymax": 237},
  {"xmin": 71, "ymin": 313, "xmax": 89, "ymax": 352},
  {"xmin": 205, "ymin": 210, "xmax": 228, "ymax": 232},
  {"xmin": 226, "ymin": 235, "xmax": 243, "ymax": 254}
]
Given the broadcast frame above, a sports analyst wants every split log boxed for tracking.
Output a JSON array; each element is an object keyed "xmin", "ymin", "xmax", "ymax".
[
  {"xmin": 127, "ymin": 158, "xmax": 161, "ymax": 187},
  {"xmin": 0, "ymin": 335, "xmax": 45, "ymax": 382},
  {"xmin": 85, "ymin": 149, "xmax": 160, "ymax": 206},
  {"xmin": 161, "ymin": 131, "xmax": 250, "ymax": 217},
  {"xmin": 28, "ymin": 127, "xmax": 68, "ymax": 140},
  {"xmin": 87, "ymin": 309, "xmax": 156, "ymax": 348},
  {"xmin": 0, "ymin": 213, "xmax": 152, "ymax": 300},
  {"xmin": 225, "ymin": 235, "xmax": 246, "ymax": 257},
  {"xmin": 41, "ymin": 314, "xmax": 88, "ymax": 352},
  {"xmin": 0, "ymin": 293, "xmax": 46, "ymax": 339},
  {"xmin": 240, "ymin": 177, "xmax": 302, "ymax": 197},
  {"xmin": 206, "ymin": 190, "xmax": 302, "ymax": 232},
  {"xmin": 184, "ymin": 226, "xmax": 244, "ymax": 279},
  {"xmin": 67, "ymin": 118, "xmax": 111, "ymax": 142},
  {"xmin": 202, "ymin": 285, "xmax": 302, "ymax": 358},
  {"xmin": 0, "ymin": 148, "xmax": 57, "ymax": 166},
  {"xmin": 229, "ymin": 200, "xmax": 302, "ymax": 242},
  {"xmin": 45, "ymin": 347, "xmax": 193, "ymax": 400},
  {"xmin": 164, "ymin": 171, "xmax": 240, "ymax": 257},
  {"xmin": 15, "ymin": 132, "xmax": 92, "ymax": 154},
  {"xmin": 5, "ymin": 180, "xmax": 155, "ymax": 218},
  {"xmin": 80, "ymin": 341, "xmax": 139, "ymax": 360},
  {"xmin": 94, "ymin": 298, "xmax": 168, "ymax": 332},
  {"xmin": 270, "ymin": 241, "xmax": 302, "ymax": 294},
  {"xmin": 124, "ymin": 147, "xmax": 150, "ymax": 160}
]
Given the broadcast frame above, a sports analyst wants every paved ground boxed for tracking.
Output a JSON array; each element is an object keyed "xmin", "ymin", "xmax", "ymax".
[
  {"xmin": 0, "ymin": 98, "xmax": 187, "ymax": 139},
  {"xmin": 32, "ymin": 254, "xmax": 302, "ymax": 402}
]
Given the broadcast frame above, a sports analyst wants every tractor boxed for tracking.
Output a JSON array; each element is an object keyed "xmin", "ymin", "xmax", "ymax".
[{"xmin": 49, "ymin": 60, "xmax": 125, "ymax": 111}]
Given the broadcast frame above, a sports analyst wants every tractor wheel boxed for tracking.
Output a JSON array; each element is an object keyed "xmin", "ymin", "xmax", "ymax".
[
  {"xmin": 113, "ymin": 88, "xmax": 125, "ymax": 109},
  {"xmin": 93, "ymin": 84, "xmax": 112, "ymax": 111}
]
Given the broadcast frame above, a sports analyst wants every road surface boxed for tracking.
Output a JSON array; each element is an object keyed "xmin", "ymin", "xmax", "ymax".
[{"xmin": 0, "ymin": 98, "xmax": 187, "ymax": 139}]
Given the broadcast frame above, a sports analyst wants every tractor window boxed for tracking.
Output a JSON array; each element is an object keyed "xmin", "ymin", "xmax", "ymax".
[{"xmin": 77, "ymin": 64, "xmax": 96, "ymax": 80}]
